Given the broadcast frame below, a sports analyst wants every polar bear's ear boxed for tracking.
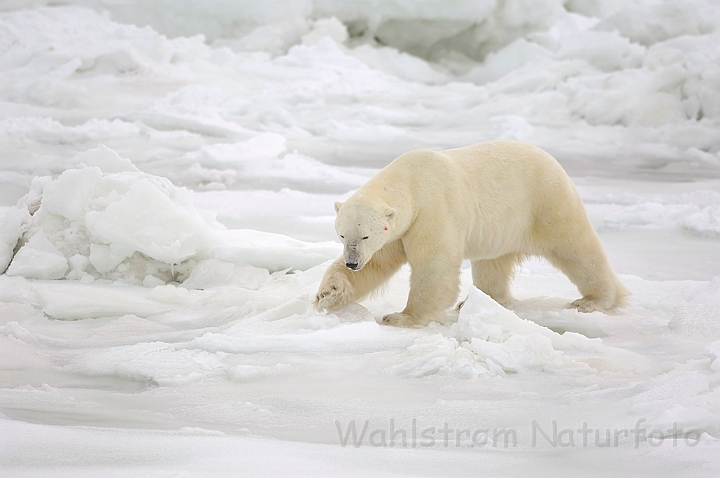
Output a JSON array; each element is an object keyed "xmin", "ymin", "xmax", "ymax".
[
  {"xmin": 334, "ymin": 201, "xmax": 344, "ymax": 213},
  {"xmin": 384, "ymin": 207, "xmax": 396, "ymax": 218}
]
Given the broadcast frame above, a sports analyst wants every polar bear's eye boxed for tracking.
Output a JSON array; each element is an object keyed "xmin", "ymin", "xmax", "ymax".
[
  {"xmin": 340, "ymin": 235, "xmax": 344, "ymax": 239},
  {"xmin": 362, "ymin": 236, "xmax": 369, "ymax": 240}
]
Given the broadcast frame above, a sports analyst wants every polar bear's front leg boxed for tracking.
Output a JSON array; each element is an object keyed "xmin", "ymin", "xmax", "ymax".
[
  {"xmin": 314, "ymin": 240, "xmax": 407, "ymax": 311},
  {"xmin": 314, "ymin": 259, "xmax": 355, "ymax": 311},
  {"xmin": 382, "ymin": 255, "xmax": 461, "ymax": 328}
]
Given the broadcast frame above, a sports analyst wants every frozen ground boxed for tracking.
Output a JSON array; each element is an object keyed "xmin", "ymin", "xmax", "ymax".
[{"xmin": 1, "ymin": 1, "xmax": 720, "ymax": 476}]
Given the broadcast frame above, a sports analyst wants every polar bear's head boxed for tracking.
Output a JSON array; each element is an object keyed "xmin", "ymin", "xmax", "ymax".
[{"xmin": 334, "ymin": 200, "xmax": 395, "ymax": 271}]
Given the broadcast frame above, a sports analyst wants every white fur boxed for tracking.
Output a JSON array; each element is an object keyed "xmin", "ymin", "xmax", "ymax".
[{"xmin": 314, "ymin": 140, "xmax": 629, "ymax": 328}]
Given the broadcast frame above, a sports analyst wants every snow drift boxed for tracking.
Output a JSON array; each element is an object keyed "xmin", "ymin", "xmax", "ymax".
[
  {"xmin": 1, "ymin": 146, "xmax": 339, "ymax": 284},
  {"xmin": 3, "ymin": 146, "xmax": 218, "ymax": 284}
]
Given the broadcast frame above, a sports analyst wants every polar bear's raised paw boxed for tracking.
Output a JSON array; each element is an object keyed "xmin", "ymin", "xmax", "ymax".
[{"xmin": 314, "ymin": 272, "xmax": 353, "ymax": 311}]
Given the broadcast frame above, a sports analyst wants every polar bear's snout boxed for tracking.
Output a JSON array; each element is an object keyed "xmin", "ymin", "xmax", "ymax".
[{"xmin": 344, "ymin": 243, "xmax": 362, "ymax": 270}]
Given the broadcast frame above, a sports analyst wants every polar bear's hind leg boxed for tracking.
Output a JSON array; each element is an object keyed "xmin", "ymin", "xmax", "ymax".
[
  {"xmin": 544, "ymin": 245, "xmax": 627, "ymax": 312},
  {"xmin": 470, "ymin": 253, "xmax": 522, "ymax": 306}
]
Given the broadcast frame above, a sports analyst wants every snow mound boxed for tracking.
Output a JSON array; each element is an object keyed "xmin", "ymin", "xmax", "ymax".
[
  {"xmin": 5, "ymin": 146, "xmax": 218, "ymax": 285},
  {"xmin": 0, "ymin": 206, "xmax": 31, "ymax": 275},
  {"xmin": 2, "ymin": 146, "xmax": 341, "ymax": 285},
  {"xmin": 391, "ymin": 287, "xmax": 601, "ymax": 378},
  {"xmin": 9, "ymin": 0, "xmax": 566, "ymax": 60},
  {"xmin": 596, "ymin": 1, "xmax": 720, "ymax": 46},
  {"xmin": 684, "ymin": 205, "xmax": 720, "ymax": 237}
]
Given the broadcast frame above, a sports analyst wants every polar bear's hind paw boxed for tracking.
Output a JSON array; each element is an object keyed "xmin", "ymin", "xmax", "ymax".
[
  {"xmin": 570, "ymin": 297, "xmax": 611, "ymax": 313},
  {"xmin": 382, "ymin": 312, "xmax": 427, "ymax": 328}
]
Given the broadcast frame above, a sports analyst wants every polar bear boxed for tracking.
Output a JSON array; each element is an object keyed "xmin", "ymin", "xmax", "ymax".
[{"xmin": 314, "ymin": 140, "xmax": 628, "ymax": 328}]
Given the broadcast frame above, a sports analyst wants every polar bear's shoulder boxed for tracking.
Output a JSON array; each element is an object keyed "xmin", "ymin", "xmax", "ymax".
[
  {"xmin": 386, "ymin": 141, "xmax": 557, "ymax": 170},
  {"xmin": 442, "ymin": 140, "xmax": 553, "ymax": 161},
  {"xmin": 387, "ymin": 148, "xmax": 448, "ymax": 168}
]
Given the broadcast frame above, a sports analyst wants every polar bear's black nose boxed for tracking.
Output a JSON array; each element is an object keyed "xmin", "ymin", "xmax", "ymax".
[{"xmin": 345, "ymin": 262, "xmax": 359, "ymax": 270}]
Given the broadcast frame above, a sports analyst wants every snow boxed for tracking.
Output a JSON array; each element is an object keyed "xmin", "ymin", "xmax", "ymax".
[
  {"xmin": 1, "ymin": 145, "xmax": 338, "ymax": 286},
  {"xmin": 1, "ymin": 0, "xmax": 720, "ymax": 476}
]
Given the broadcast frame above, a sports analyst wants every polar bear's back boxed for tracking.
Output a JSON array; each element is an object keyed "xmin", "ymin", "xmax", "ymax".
[
  {"xmin": 383, "ymin": 141, "xmax": 571, "ymax": 191},
  {"xmin": 377, "ymin": 140, "xmax": 587, "ymax": 259},
  {"xmin": 442, "ymin": 140, "xmax": 569, "ymax": 185},
  {"xmin": 382, "ymin": 140, "xmax": 579, "ymax": 210}
]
